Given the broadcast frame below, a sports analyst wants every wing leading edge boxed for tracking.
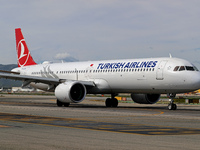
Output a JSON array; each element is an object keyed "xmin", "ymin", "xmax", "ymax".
[{"xmin": 0, "ymin": 72, "xmax": 95, "ymax": 88}]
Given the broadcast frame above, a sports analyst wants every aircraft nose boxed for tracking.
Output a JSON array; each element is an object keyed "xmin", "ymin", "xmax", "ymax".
[{"xmin": 191, "ymin": 72, "xmax": 200, "ymax": 89}]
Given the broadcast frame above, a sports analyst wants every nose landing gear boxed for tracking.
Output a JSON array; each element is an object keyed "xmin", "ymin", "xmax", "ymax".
[{"xmin": 167, "ymin": 93, "xmax": 177, "ymax": 110}]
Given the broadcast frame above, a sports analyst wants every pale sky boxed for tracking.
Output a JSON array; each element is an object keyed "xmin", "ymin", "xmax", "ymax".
[{"xmin": 1, "ymin": 0, "xmax": 200, "ymax": 68}]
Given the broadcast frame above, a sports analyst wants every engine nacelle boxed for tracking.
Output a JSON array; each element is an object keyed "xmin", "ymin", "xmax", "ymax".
[
  {"xmin": 131, "ymin": 94, "xmax": 160, "ymax": 104},
  {"xmin": 55, "ymin": 81, "xmax": 86, "ymax": 103}
]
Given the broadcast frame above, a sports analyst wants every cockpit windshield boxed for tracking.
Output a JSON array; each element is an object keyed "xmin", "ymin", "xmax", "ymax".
[
  {"xmin": 173, "ymin": 66, "xmax": 179, "ymax": 71},
  {"xmin": 179, "ymin": 66, "xmax": 185, "ymax": 71},
  {"xmin": 173, "ymin": 65, "xmax": 198, "ymax": 71},
  {"xmin": 185, "ymin": 66, "xmax": 195, "ymax": 71}
]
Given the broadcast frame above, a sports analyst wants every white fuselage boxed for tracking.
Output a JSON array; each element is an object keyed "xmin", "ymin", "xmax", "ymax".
[{"xmin": 13, "ymin": 57, "xmax": 200, "ymax": 94}]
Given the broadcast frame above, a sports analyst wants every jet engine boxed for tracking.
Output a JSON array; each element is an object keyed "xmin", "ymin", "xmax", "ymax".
[
  {"xmin": 131, "ymin": 94, "xmax": 160, "ymax": 104},
  {"xmin": 55, "ymin": 81, "xmax": 86, "ymax": 103}
]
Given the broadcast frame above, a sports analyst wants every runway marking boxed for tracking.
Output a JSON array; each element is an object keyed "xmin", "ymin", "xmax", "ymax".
[{"xmin": 0, "ymin": 112, "xmax": 200, "ymax": 135}]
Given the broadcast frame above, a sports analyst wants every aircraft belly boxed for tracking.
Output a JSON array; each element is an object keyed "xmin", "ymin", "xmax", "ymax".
[{"xmin": 93, "ymin": 74, "xmax": 152, "ymax": 93}]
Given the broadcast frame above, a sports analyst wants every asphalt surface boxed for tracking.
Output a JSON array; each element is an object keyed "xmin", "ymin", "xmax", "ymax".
[{"xmin": 0, "ymin": 94, "xmax": 200, "ymax": 150}]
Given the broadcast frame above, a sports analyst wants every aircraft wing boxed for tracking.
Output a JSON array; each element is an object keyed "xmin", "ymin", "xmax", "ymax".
[{"xmin": 0, "ymin": 72, "xmax": 95, "ymax": 87}]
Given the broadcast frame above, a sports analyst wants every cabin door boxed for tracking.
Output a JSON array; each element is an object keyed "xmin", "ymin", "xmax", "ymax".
[{"xmin": 156, "ymin": 60, "xmax": 168, "ymax": 80}]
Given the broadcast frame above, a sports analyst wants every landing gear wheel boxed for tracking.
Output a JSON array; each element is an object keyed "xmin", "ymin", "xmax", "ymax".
[
  {"xmin": 105, "ymin": 98, "xmax": 118, "ymax": 107},
  {"xmin": 57, "ymin": 100, "xmax": 70, "ymax": 107},
  {"xmin": 172, "ymin": 103, "xmax": 177, "ymax": 110},
  {"xmin": 168, "ymin": 104, "xmax": 172, "ymax": 110},
  {"xmin": 167, "ymin": 93, "xmax": 177, "ymax": 110},
  {"xmin": 57, "ymin": 100, "xmax": 63, "ymax": 107},
  {"xmin": 63, "ymin": 103, "xmax": 70, "ymax": 107},
  {"xmin": 111, "ymin": 98, "xmax": 118, "ymax": 107},
  {"xmin": 105, "ymin": 98, "xmax": 112, "ymax": 107},
  {"xmin": 168, "ymin": 103, "xmax": 177, "ymax": 110}
]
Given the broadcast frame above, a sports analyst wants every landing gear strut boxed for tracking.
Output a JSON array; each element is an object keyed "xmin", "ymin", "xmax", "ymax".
[
  {"xmin": 105, "ymin": 93, "xmax": 118, "ymax": 107},
  {"xmin": 167, "ymin": 93, "xmax": 177, "ymax": 110}
]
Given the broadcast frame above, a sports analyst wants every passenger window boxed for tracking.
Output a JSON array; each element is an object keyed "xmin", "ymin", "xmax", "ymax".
[
  {"xmin": 174, "ymin": 66, "xmax": 179, "ymax": 71},
  {"xmin": 179, "ymin": 66, "xmax": 185, "ymax": 71}
]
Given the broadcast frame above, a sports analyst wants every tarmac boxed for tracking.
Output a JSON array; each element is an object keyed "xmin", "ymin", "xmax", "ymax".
[{"xmin": 0, "ymin": 94, "xmax": 200, "ymax": 150}]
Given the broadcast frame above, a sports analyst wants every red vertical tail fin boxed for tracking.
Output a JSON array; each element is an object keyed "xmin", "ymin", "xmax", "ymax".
[{"xmin": 15, "ymin": 28, "xmax": 37, "ymax": 67}]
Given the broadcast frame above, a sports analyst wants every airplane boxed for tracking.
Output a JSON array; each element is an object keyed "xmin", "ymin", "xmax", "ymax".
[{"xmin": 0, "ymin": 28, "xmax": 200, "ymax": 110}]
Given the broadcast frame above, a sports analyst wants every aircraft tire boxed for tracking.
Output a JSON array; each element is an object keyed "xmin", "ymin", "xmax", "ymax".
[
  {"xmin": 105, "ymin": 98, "xmax": 112, "ymax": 107},
  {"xmin": 168, "ymin": 104, "xmax": 172, "ymax": 110},
  {"xmin": 172, "ymin": 104, "xmax": 177, "ymax": 110},
  {"xmin": 111, "ymin": 98, "xmax": 118, "ymax": 107},
  {"xmin": 168, "ymin": 104, "xmax": 177, "ymax": 110},
  {"xmin": 64, "ymin": 103, "xmax": 70, "ymax": 107},
  {"xmin": 57, "ymin": 100, "xmax": 63, "ymax": 107}
]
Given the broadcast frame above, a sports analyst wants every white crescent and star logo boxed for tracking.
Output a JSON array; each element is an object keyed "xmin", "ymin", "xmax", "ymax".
[{"xmin": 17, "ymin": 39, "xmax": 30, "ymax": 67}]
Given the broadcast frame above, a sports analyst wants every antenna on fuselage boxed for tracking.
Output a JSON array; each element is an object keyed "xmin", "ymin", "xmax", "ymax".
[{"xmin": 169, "ymin": 53, "xmax": 172, "ymax": 58}]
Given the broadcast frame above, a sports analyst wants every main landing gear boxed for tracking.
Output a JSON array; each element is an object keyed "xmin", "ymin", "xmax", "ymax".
[
  {"xmin": 105, "ymin": 93, "xmax": 118, "ymax": 107},
  {"xmin": 167, "ymin": 93, "xmax": 177, "ymax": 110},
  {"xmin": 57, "ymin": 99, "xmax": 70, "ymax": 107}
]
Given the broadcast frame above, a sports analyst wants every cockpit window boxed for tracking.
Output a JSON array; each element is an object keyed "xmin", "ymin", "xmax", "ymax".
[
  {"xmin": 179, "ymin": 66, "xmax": 185, "ymax": 71},
  {"xmin": 185, "ymin": 66, "xmax": 195, "ymax": 71},
  {"xmin": 174, "ymin": 66, "xmax": 199, "ymax": 71},
  {"xmin": 173, "ymin": 66, "xmax": 179, "ymax": 71}
]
